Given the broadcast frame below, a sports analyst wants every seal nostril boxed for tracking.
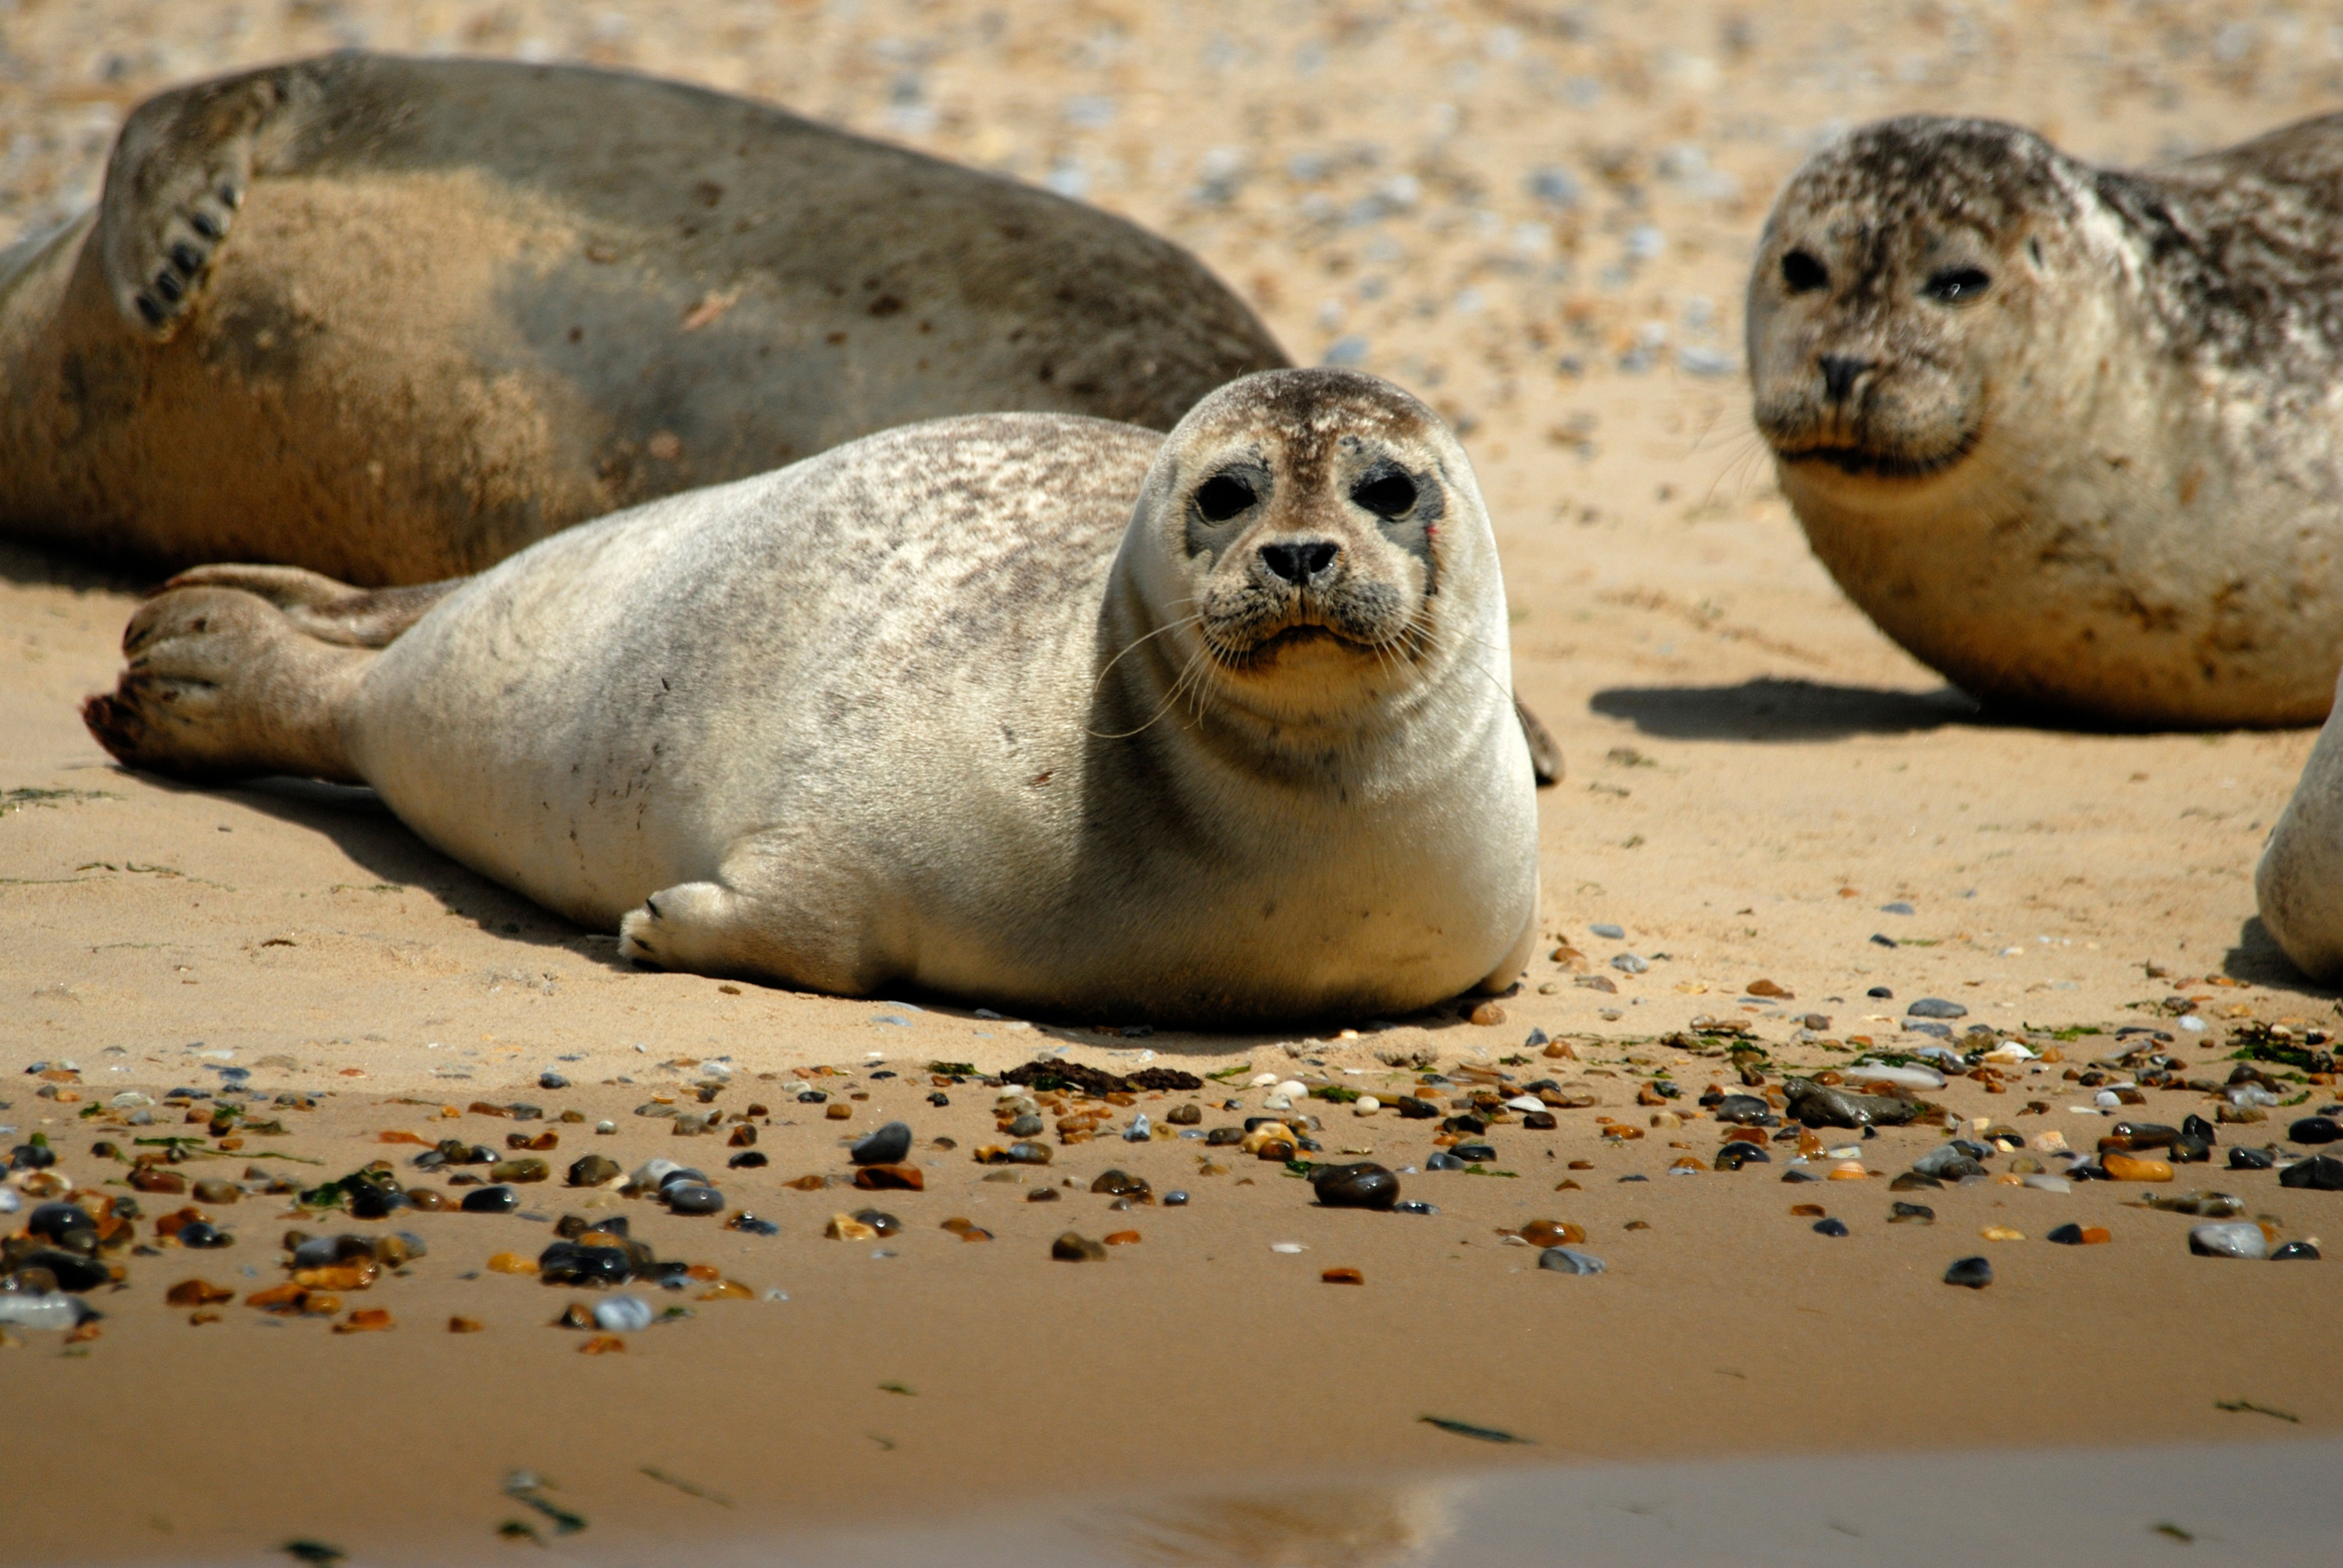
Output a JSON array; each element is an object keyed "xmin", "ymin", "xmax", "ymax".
[
  {"xmin": 1260, "ymin": 541, "xmax": 1338, "ymax": 584},
  {"xmin": 1817, "ymin": 354, "xmax": 1870, "ymax": 403}
]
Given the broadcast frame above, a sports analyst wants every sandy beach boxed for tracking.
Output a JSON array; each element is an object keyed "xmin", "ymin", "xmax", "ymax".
[{"xmin": 5, "ymin": 1, "xmax": 2341, "ymax": 1562}]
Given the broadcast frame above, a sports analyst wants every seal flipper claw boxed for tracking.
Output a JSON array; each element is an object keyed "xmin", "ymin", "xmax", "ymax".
[
  {"xmin": 164, "ymin": 564, "xmax": 464, "ymax": 647},
  {"xmin": 95, "ymin": 65, "xmax": 307, "ymax": 340}
]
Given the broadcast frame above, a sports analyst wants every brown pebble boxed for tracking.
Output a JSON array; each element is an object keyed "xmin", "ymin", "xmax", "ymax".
[
  {"xmin": 1102, "ymin": 1230, "xmax": 1141, "ymax": 1245},
  {"xmin": 188, "ymin": 1311, "xmax": 222, "ymax": 1326},
  {"xmin": 448, "ymin": 1316, "xmax": 484, "ymax": 1334},
  {"xmin": 166, "ymin": 1279, "xmax": 234, "ymax": 1307},
  {"xmin": 333, "ymin": 1309, "xmax": 395, "ymax": 1334},
  {"xmin": 579, "ymin": 1334, "xmax": 627, "ymax": 1354},
  {"xmin": 1468, "ymin": 1002, "xmax": 1507, "ymax": 1027},
  {"xmin": 1623, "ymin": 1220, "xmax": 1651, "ymax": 1231},
  {"xmin": 554, "ymin": 1303, "xmax": 594, "ymax": 1329},
  {"xmin": 784, "ymin": 1173, "xmax": 828, "ymax": 1191},
  {"xmin": 1790, "ymin": 1204, "xmax": 1826, "ymax": 1217},
  {"xmin": 1321, "ymin": 1267, "xmax": 1366, "ymax": 1284},
  {"xmin": 852, "ymin": 1163, "xmax": 924, "ymax": 1191},
  {"xmin": 1568, "ymin": 1159, "xmax": 1595, "ymax": 1170},
  {"xmin": 405, "ymin": 1188, "xmax": 448, "ymax": 1211},
  {"xmin": 1518, "ymin": 1219, "xmax": 1585, "ymax": 1248},
  {"xmin": 825, "ymin": 1103, "xmax": 853, "ymax": 1121},
  {"xmin": 729, "ymin": 1124, "xmax": 758, "ymax": 1148},
  {"xmin": 130, "ymin": 1167, "xmax": 187, "ymax": 1195},
  {"xmin": 1052, "ymin": 1232, "xmax": 1109, "ymax": 1261},
  {"xmin": 190, "ymin": 1180, "xmax": 241, "ymax": 1205}
]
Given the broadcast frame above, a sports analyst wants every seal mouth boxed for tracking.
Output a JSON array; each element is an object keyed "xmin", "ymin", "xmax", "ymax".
[
  {"xmin": 1772, "ymin": 428, "xmax": 1979, "ymax": 481},
  {"xmin": 1205, "ymin": 619, "xmax": 1405, "ymax": 672}
]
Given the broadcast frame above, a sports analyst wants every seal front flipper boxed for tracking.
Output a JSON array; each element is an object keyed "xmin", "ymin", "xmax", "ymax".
[
  {"xmin": 95, "ymin": 63, "xmax": 317, "ymax": 339},
  {"xmin": 1513, "ymin": 695, "xmax": 1563, "ymax": 787},
  {"xmin": 617, "ymin": 866, "xmax": 886, "ymax": 998}
]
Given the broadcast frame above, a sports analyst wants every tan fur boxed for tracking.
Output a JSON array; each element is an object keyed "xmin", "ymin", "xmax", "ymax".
[
  {"xmin": 1748, "ymin": 114, "xmax": 2343, "ymax": 727},
  {"xmin": 84, "ymin": 373, "xmax": 1539, "ymax": 1027},
  {"xmin": 1, "ymin": 51, "xmax": 1286, "ymax": 584}
]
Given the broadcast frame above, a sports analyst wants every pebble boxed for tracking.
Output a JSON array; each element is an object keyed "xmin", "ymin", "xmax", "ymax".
[
  {"xmin": 1943, "ymin": 1256, "xmax": 1993, "ymax": 1288},
  {"xmin": 1610, "ymin": 953, "xmax": 1649, "ymax": 974},
  {"xmin": 2102, "ymin": 1153, "xmax": 2174, "ymax": 1183},
  {"xmin": 538, "ymin": 1072, "xmax": 570, "ymax": 1091},
  {"xmin": 1006, "ymin": 1116, "xmax": 1043, "ymax": 1138},
  {"xmin": 490, "ymin": 1158, "xmax": 549, "ymax": 1184},
  {"xmin": 1164, "ymin": 1191, "xmax": 1189, "ymax": 1206},
  {"xmin": 1589, "ymin": 923, "xmax": 1625, "ymax": 939},
  {"xmin": 1027, "ymin": 1188, "xmax": 1059, "ymax": 1202},
  {"xmin": 1393, "ymin": 1200, "xmax": 1439, "ymax": 1215},
  {"xmin": 1311, "ymin": 1163, "xmax": 1399, "ymax": 1209},
  {"xmin": 1451, "ymin": 1142, "xmax": 1498, "ymax": 1163},
  {"xmin": 1713, "ymin": 1141, "xmax": 1770, "ymax": 1171},
  {"xmin": 2047, "ymin": 1223, "xmax": 2111, "ymax": 1245},
  {"xmin": 1812, "ymin": 1218, "xmax": 1848, "ymax": 1237},
  {"xmin": 1905, "ymin": 998, "xmax": 1967, "ymax": 1020},
  {"xmin": 665, "ymin": 1184, "xmax": 724, "ymax": 1216},
  {"xmin": 190, "ymin": 1179, "xmax": 241, "ymax": 1205},
  {"xmin": 1980, "ymin": 1226, "xmax": 2026, "ymax": 1242},
  {"xmin": 461, "ymin": 1185, "xmax": 520, "ymax": 1214},
  {"xmin": 1711, "ymin": 1095, "xmax": 1775, "ymax": 1125},
  {"xmin": 1166, "ymin": 1103, "xmax": 1202, "ymax": 1126},
  {"xmin": 2288, "ymin": 1116, "xmax": 2341, "ymax": 1145},
  {"xmin": 728, "ymin": 1152, "xmax": 768, "ymax": 1170},
  {"xmin": 0, "ymin": 1291, "xmax": 84, "ymax": 1331},
  {"xmin": 177, "ymin": 1220, "xmax": 231, "ymax": 1248},
  {"xmin": 2230, "ymin": 1147, "xmax": 2277, "ymax": 1171},
  {"xmin": 825, "ymin": 1213, "xmax": 878, "ymax": 1241},
  {"xmin": 848, "ymin": 1122, "xmax": 913, "ymax": 1166},
  {"xmin": 1889, "ymin": 1202, "xmax": 1935, "ymax": 1225},
  {"xmin": 1123, "ymin": 1114, "xmax": 1152, "ymax": 1142},
  {"xmin": 1052, "ymin": 1232, "xmax": 1109, "ymax": 1261},
  {"xmin": 2189, "ymin": 1222, "xmax": 2271, "ymax": 1259},
  {"xmin": 2022, "ymin": 1175, "xmax": 2073, "ymax": 1194},
  {"xmin": 2271, "ymin": 1241, "xmax": 2320, "ymax": 1261},
  {"xmin": 2279, "ymin": 1153, "xmax": 2343, "ymax": 1190},
  {"xmin": 1090, "ymin": 1170, "xmax": 1152, "ymax": 1198},
  {"xmin": 1425, "ymin": 1152, "xmax": 1469, "ymax": 1171},
  {"xmin": 852, "ymin": 1209, "xmax": 902, "ymax": 1237},
  {"xmin": 1537, "ymin": 1247, "xmax": 1605, "ymax": 1274},
  {"xmin": 1843, "ymin": 1063, "xmax": 1945, "ymax": 1091},
  {"xmin": 592, "ymin": 1295, "xmax": 655, "ymax": 1332}
]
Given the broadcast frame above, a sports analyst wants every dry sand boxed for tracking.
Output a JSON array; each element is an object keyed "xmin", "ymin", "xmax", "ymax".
[{"xmin": 4, "ymin": 0, "xmax": 2342, "ymax": 1561}]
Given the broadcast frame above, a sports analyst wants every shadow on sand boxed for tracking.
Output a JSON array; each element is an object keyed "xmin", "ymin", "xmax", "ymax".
[{"xmin": 1589, "ymin": 677, "xmax": 1984, "ymax": 741}]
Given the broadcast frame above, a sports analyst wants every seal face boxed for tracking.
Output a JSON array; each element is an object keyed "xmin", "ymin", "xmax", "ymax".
[
  {"xmin": 1748, "ymin": 113, "xmax": 2343, "ymax": 727},
  {"xmin": 83, "ymin": 370, "xmax": 1541, "ymax": 1027}
]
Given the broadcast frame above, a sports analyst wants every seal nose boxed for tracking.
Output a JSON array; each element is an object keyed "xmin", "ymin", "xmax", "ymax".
[
  {"xmin": 1817, "ymin": 354, "xmax": 1872, "ymax": 403},
  {"xmin": 1259, "ymin": 541, "xmax": 1339, "ymax": 586}
]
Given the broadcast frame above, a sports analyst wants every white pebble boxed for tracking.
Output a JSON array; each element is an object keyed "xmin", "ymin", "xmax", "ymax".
[
  {"xmin": 1504, "ymin": 1095, "xmax": 1543, "ymax": 1113},
  {"xmin": 2178, "ymin": 1016, "xmax": 2207, "ymax": 1033},
  {"xmin": 1269, "ymin": 1242, "xmax": 1306, "ymax": 1254},
  {"xmin": 1249, "ymin": 1073, "xmax": 1280, "ymax": 1088}
]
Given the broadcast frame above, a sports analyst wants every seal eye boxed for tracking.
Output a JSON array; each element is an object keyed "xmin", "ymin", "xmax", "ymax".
[
  {"xmin": 1194, "ymin": 474, "xmax": 1255, "ymax": 521},
  {"xmin": 1925, "ymin": 266, "xmax": 1992, "ymax": 304},
  {"xmin": 1351, "ymin": 472, "xmax": 1417, "ymax": 518},
  {"xmin": 1781, "ymin": 250, "xmax": 1828, "ymax": 294}
]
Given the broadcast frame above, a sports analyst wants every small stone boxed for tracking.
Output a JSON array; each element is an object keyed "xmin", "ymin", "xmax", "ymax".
[
  {"xmin": 1163, "ymin": 1190, "xmax": 1189, "ymax": 1205},
  {"xmin": 1518, "ymin": 1219, "xmax": 1585, "ymax": 1247},
  {"xmin": 1311, "ymin": 1163, "xmax": 1400, "ymax": 1209},
  {"xmin": 405, "ymin": 1188, "xmax": 447, "ymax": 1211},
  {"xmin": 461, "ymin": 1185, "xmax": 520, "ymax": 1214},
  {"xmin": 1321, "ymin": 1266, "xmax": 1365, "ymax": 1284},
  {"xmin": 1813, "ymin": 1218, "xmax": 1849, "ymax": 1236},
  {"xmin": 177, "ymin": 1221, "xmax": 232, "ymax": 1248},
  {"xmin": 1166, "ymin": 1103, "xmax": 1202, "ymax": 1126},
  {"xmin": 448, "ymin": 1316, "xmax": 484, "ymax": 1333},
  {"xmin": 1610, "ymin": 953, "xmax": 1648, "ymax": 974},
  {"xmin": 579, "ymin": 1334, "xmax": 627, "ymax": 1354},
  {"xmin": 1943, "ymin": 1255, "xmax": 1993, "ymax": 1288},
  {"xmin": 852, "ymin": 1164, "xmax": 925, "ymax": 1191},
  {"xmin": 1123, "ymin": 1113, "xmax": 1152, "ymax": 1141},
  {"xmin": 1980, "ymin": 1226, "xmax": 2025, "ymax": 1241},
  {"xmin": 1052, "ymin": 1232, "xmax": 1109, "ymax": 1261},
  {"xmin": 2189, "ymin": 1221, "xmax": 2271, "ymax": 1259},
  {"xmin": 538, "ymin": 1072, "xmax": 570, "ymax": 1090},
  {"xmin": 2102, "ymin": 1153, "xmax": 2174, "ymax": 1183},
  {"xmin": 333, "ymin": 1308, "xmax": 395, "ymax": 1334},
  {"xmin": 566, "ymin": 1155, "xmax": 622, "ymax": 1188},
  {"xmin": 1889, "ymin": 1172, "xmax": 1945, "ymax": 1191},
  {"xmin": 486, "ymin": 1251, "xmax": 539, "ymax": 1275},
  {"xmin": 1468, "ymin": 1002, "xmax": 1507, "ymax": 1026},
  {"xmin": 2288, "ymin": 1116, "xmax": 2341, "ymax": 1145},
  {"xmin": 1889, "ymin": 1202, "xmax": 1935, "ymax": 1224},
  {"xmin": 825, "ymin": 1104, "xmax": 852, "ymax": 1120},
  {"xmin": 1393, "ymin": 1199, "xmax": 1438, "ymax": 1215},
  {"xmin": 2280, "ymin": 1154, "xmax": 2343, "ymax": 1190},
  {"xmin": 1006, "ymin": 1115, "xmax": 1044, "ymax": 1137},
  {"xmin": 852, "ymin": 1208, "xmax": 902, "ymax": 1237},
  {"xmin": 849, "ymin": 1122, "xmax": 913, "ymax": 1165},
  {"xmin": 190, "ymin": 1179, "xmax": 241, "ymax": 1205},
  {"xmin": 489, "ymin": 1158, "xmax": 548, "ymax": 1184},
  {"xmin": 2230, "ymin": 1146, "xmax": 2277, "ymax": 1171},
  {"xmin": 166, "ymin": 1278, "xmax": 234, "ymax": 1306},
  {"xmin": 1027, "ymin": 1182, "xmax": 1060, "ymax": 1202},
  {"xmin": 1537, "ymin": 1246, "xmax": 1605, "ymax": 1274},
  {"xmin": 1102, "ymin": 1230, "xmax": 1141, "ymax": 1245},
  {"xmin": 1906, "ymin": 998, "xmax": 1967, "ymax": 1019},
  {"xmin": 592, "ymin": 1295, "xmax": 655, "ymax": 1332},
  {"xmin": 1713, "ymin": 1141, "xmax": 1770, "ymax": 1172},
  {"xmin": 2270, "ymin": 1241, "xmax": 2320, "ymax": 1260},
  {"xmin": 130, "ymin": 1167, "xmax": 188, "ymax": 1195}
]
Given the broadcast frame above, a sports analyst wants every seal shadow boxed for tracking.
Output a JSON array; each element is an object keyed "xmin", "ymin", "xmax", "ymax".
[
  {"xmin": 88, "ymin": 763, "xmax": 623, "ymax": 970},
  {"xmin": 1588, "ymin": 677, "xmax": 1982, "ymax": 741},
  {"xmin": 2223, "ymin": 915, "xmax": 2338, "ymax": 1000},
  {"xmin": 0, "ymin": 534, "xmax": 150, "ymax": 595}
]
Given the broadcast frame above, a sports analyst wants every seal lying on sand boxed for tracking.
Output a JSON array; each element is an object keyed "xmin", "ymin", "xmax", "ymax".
[
  {"xmin": 2255, "ymin": 672, "xmax": 2343, "ymax": 980},
  {"xmin": 1748, "ymin": 113, "xmax": 2343, "ymax": 727},
  {"xmin": 82, "ymin": 370, "xmax": 1541, "ymax": 1026},
  {"xmin": 0, "ymin": 51, "xmax": 1284, "ymax": 584}
]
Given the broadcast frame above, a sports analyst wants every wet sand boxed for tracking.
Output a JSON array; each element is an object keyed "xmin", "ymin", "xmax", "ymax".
[{"xmin": 5, "ymin": 0, "xmax": 2343, "ymax": 1561}]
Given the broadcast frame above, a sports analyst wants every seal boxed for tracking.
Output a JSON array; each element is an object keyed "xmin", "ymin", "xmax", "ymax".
[
  {"xmin": 1747, "ymin": 113, "xmax": 2343, "ymax": 727},
  {"xmin": 2255, "ymin": 669, "xmax": 2343, "ymax": 981},
  {"xmin": 0, "ymin": 51, "xmax": 1285, "ymax": 584},
  {"xmin": 81, "ymin": 370, "xmax": 1541, "ymax": 1027}
]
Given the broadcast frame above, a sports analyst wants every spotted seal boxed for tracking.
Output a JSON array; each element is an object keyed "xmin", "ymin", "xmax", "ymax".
[
  {"xmin": 2256, "ymin": 667, "xmax": 2343, "ymax": 980},
  {"xmin": 0, "ymin": 51, "xmax": 1284, "ymax": 584},
  {"xmin": 81, "ymin": 370, "xmax": 1541, "ymax": 1026},
  {"xmin": 1747, "ymin": 113, "xmax": 2343, "ymax": 727}
]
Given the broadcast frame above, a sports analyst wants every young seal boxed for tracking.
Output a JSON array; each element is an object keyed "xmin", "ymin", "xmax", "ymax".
[
  {"xmin": 0, "ymin": 51, "xmax": 1284, "ymax": 584},
  {"xmin": 80, "ymin": 370, "xmax": 1541, "ymax": 1027},
  {"xmin": 1747, "ymin": 113, "xmax": 2343, "ymax": 727},
  {"xmin": 2255, "ymin": 671, "xmax": 2343, "ymax": 980}
]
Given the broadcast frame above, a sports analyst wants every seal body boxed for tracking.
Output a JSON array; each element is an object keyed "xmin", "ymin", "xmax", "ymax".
[
  {"xmin": 0, "ymin": 51, "xmax": 1285, "ymax": 584},
  {"xmin": 2257, "ymin": 668, "xmax": 2343, "ymax": 981},
  {"xmin": 1747, "ymin": 113, "xmax": 2343, "ymax": 727},
  {"xmin": 82, "ymin": 371, "xmax": 1540, "ymax": 1027}
]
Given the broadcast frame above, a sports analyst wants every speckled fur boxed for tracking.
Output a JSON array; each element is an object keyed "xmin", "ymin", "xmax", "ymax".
[
  {"xmin": 83, "ymin": 373, "xmax": 1539, "ymax": 1027},
  {"xmin": 0, "ymin": 51, "xmax": 1286, "ymax": 584},
  {"xmin": 1748, "ymin": 113, "xmax": 2343, "ymax": 727}
]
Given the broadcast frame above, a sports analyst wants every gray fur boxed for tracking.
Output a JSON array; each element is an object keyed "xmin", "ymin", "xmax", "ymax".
[{"xmin": 84, "ymin": 372, "xmax": 1540, "ymax": 1027}]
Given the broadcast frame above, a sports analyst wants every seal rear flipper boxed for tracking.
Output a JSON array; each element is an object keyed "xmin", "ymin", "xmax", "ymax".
[
  {"xmin": 94, "ymin": 59, "xmax": 327, "ymax": 340},
  {"xmin": 164, "ymin": 564, "xmax": 466, "ymax": 646},
  {"xmin": 82, "ymin": 584, "xmax": 370, "ymax": 783}
]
